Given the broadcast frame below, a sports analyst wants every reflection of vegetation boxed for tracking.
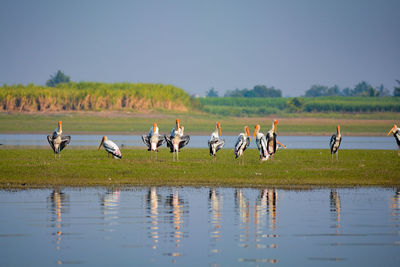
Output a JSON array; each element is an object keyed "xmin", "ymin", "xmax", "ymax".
[{"xmin": 1, "ymin": 149, "xmax": 398, "ymax": 188}]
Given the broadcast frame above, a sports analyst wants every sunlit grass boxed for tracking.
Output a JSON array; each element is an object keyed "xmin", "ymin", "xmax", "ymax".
[{"xmin": 0, "ymin": 148, "xmax": 398, "ymax": 188}]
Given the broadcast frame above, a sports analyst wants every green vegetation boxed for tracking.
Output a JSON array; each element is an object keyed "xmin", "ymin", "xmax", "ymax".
[
  {"xmin": 199, "ymin": 96, "xmax": 400, "ymax": 116},
  {"xmin": 0, "ymin": 82, "xmax": 193, "ymax": 112},
  {"xmin": 0, "ymin": 112, "xmax": 395, "ymax": 135},
  {"xmin": 0, "ymin": 149, "xmax": 398, "ymax": 188},
  {"xmin": 45, "ymin": 70, "xmax": 71, "ymax": 87}
]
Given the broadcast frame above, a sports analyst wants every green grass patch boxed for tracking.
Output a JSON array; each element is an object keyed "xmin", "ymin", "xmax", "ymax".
[{"xmin": 0, "ymin": 148, "xmax": 398, "ymax": 188}]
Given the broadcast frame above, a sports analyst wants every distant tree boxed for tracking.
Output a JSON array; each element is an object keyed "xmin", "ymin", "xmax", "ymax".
[
  {"xmin": 304, "ymin": 85, "xmax": 329, "ymax": 97},
  {"xmin": 46, "ymin": 70, "xmax": 70, "ymax": 87},
  {"xmin": 352, "ymin": 81, "xmax": 376, "ymax": 96},
  {"xmin": 394, "ymin": 80, "xmax": 400, "ymax": 97},
  {"xmin": 327, "ymin": 85, "xmax": 341, "ymax": 96},
  {"xmin": 206, "ymin": 88, "xmax": 219, "ymax": 97},
  {"xmin": 376, "ymin": 84, "xmax": 390, "ymax": 97},
  {"xmin": 224, "ymin": 85, "xmax": 282, "ymax": 98}
]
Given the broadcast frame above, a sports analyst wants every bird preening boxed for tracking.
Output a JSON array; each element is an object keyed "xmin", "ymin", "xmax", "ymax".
[
  {"xmin": 234, "ymin": 126, "xmax": 251, "ymax": 165},
  {"xmin": 330, "ymin": 125, "xmax": 342, "ymax": 160},
  {"xmin": 47, "ymin": 121, "xmax": 71, "ymax": 158},
  {"xmin": 387, "ymin": 124, "xmax": 400, "ymax": 155},
  {"xmin": 98, "ymin": 136, "xmax": 122, "ymax": 159},
  {"xmin": 208, "ymin": 122, "xmax": 225, "ymax": 160}
]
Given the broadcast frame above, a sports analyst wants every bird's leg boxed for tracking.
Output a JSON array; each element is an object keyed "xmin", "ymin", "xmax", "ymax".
[
  {"xmin": 176, "ymin": 150, "xmax": 179, "ymax": 161},
  {"xmin": 155, "ymin": 151, "xmax": 158, "ymax": 160},
  {"xmin": 173, "ymin": 149, "xmax": 175, "ymax": 162},
  {"xmin": 336, "ymin": 151, "xmax": 339, "ymax": 161}
]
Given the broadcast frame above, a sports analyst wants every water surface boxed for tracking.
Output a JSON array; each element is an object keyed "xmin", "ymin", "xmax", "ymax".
[
  {"xmin": 0, "ymin": 187, "xmax": 399, "ymax": 266},
  {"xmin": 0, "ymin": 134, "xmax": 396, "ymax": 150}
]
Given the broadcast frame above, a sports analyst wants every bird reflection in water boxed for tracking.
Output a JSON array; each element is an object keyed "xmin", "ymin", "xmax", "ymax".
[
  {"xmin": 235, "ymin": 189, "xmax": 250, "ymax": 248},
  {"xmin": 391, "ymin": 188, "xmax": 400, "ymax": 218},
  {"xmin": 209, "ymin": 188, "xmax": 223, "ymax": 256},
  {"xmin": 265, "ymin": 189, "xmax": 278, "ymax": 231},
  {"xmin": 47, "ymin": 188, "xmax": 69, "ymax": 264},
  {"xmin": 146, "ymin": 187, "xmax": 160, "ymax": 250},
  {"xmin": 165, "ymin": 190, "xmax": 185, "ymax": 263},
  {"xmin": 330, "ymin": 189, "xmax": 341, "ymax": 230},
  {"xmin": 100, "ymin": 188, "xmax": 121, "ymax": 233}
]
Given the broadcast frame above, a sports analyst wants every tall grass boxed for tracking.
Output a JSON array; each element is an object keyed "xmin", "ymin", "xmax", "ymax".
[{"xmin": 0, "ymin": 82, "xmax": 192, "ymax": 112}]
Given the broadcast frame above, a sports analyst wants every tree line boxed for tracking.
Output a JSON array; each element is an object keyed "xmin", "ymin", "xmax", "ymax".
[{"xmin": 207, "ymin": 80, "xmax": 400, "ymax": 98}]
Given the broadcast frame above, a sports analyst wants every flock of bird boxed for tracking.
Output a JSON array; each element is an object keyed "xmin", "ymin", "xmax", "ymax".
[{"xmin": 47, "ymin": 120, "xmax": 400, "ymax": 161}]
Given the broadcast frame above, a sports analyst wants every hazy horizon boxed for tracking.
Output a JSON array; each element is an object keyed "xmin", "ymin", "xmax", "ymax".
[{"xmin": 1, "ymin": 0, "xmax": 399, "ymax": 96}]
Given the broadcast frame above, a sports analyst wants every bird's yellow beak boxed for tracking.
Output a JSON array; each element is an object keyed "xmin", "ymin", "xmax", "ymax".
[
  {"xmin": 153, "ymin": 123, "xmax": 157, "ymax": 137},
  {"xmin": 176, "ymin": 119, "xmax": 180, "ymax": 129},
  {"xmin": 253, "ymin": 125, "xmax": 260, "ymax": 138},
  {"xmin": 274, "ymin": 120, "xmax": 278, "ymax": 134},
  {"xmin": 246, "ymin": 126, "xmax": 251, "ymax": 141},
  {"xmin": 98, "ymin": 136, "xmax": 105, "ymax": 150},
  {"xmin": 58, "ymin": 121, "xmax": 62, "ymax": 131},
  {"xmin": 337, "ymin": 125, "xmax": 341, "ymax": 133},
  {"xmin": 387, "ymin": 125, "xmax": 396, "ymax": 136},
  {"xmin": 217, "ymin": 122, "xmax": 221, "ymax": 136}
]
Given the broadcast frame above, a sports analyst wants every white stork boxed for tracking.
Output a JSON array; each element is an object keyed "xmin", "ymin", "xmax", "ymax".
[
  {"xmin": 330, "ymin": 125, "xmax": 342, "ymax": 160},
  {"xmin": 208, "ymin": 122, "xmax": 225, "ymax": 159},
  {"xmin": 165, "ymin": 119, "xmax": 190, "ymax": 161},
  {"xmin": 265, "ymin": 120, "xmax": 285, "ymax": 160},
  {"xmin": 387, "ymin": 124, "xmax": 400, "ymax": 155},
  {"xmin": 253, "ymin": 124, "xmax": 269, "ymax": 161},
  {"xmin": 98, "ymin": 136, "xmax": 122, "ymax": 159},
  {"xmin": 234, "ymin": 126, "xmax": 251, "ymax": 165},
  {"xmin": 142, "ymin": 122, "xmax": 165, "ymax": 159},
  {"xmin": 47, "ymin": 121, "xmax": 71, "ymax": 158}
]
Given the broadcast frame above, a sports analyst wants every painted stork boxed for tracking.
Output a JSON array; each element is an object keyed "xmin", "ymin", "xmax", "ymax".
[
  {"xmin": 142, "ymin": 122, "xmax": 165, "ymax": 159},
  {"xmin": 265, "ymin": 120, "xmax": 285, "ymax": 160},
  {"xmin": 208, "ymin": 122, "xmax": 225, "ymax": 159},
  {"xmin": 98, "ymin": 136, "xmax": 122, "ymax": 159},
  {"xmin": 234, "ymin": 126, "xmax": 251, "ymax": 164},
  {"xmin": 253, "ymin": 124, "xmax": 269, "ymax": 161},
  {"xmin": 330, "ymin": 125, "xmax": 342, "ymax": 160},
  {"xmin": 47, "ymin": 121, "xmax": 71, "ymax": 158},
  {"xmin": 387, "ymin": 124, "xmax": 400, "ymax": 155},
  {"xmin": 165, "ymin": 119, "xmax": 190, "ymax": 161}
]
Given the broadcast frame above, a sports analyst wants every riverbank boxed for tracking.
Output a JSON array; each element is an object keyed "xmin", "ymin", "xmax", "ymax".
[
  {"xmin": 0, "ymin": 149, "xmax": 398, "ymax": 189},
  {"xmin": 0, "ymin": 112, "xmax": 397, "ymax": 136}
]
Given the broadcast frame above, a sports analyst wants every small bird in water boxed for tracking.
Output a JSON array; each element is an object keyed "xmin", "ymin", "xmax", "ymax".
[
  {"xmin": 98, "ymin": 136, "xmax": 122, "ymax": 159},
  {"xmin": 387, "ymin": 124, "xmax": 400, "ymax": 155},
  {"xmin": 208, "ymin": 122, "xmax": 225, "ymax": 160},
  {"xmin": 330, "ymin": 125, "xmax": 342, "ymax": 160},
  {"xmin": 142, "ymin": 122, "xmax": 165, "ymax": 160},
  {"xmin": 47, "ymin": 121, "xmax": 71, "ymax": 158}
]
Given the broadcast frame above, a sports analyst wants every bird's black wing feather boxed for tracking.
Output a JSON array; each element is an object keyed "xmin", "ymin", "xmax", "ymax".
[
  {"xmin": 60, "ymin": 136, "xmax": 71, "ymax": 151},
  {"xmin": 47, "ymin": 135, "xmax": 55, "ymax": 152}
]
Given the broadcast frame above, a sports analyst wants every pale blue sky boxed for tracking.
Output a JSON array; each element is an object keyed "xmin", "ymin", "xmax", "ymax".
[{"xmin": 0, "ymin": 0, "xmax": 399, "ymax": 96}]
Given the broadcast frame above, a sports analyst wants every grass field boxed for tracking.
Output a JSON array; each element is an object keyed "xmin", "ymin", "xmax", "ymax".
[
  {"xmin": 0, "ymin": 112, "xmax": 397, "ymax": 135},
  {"xmin": 0, "ymin": 148, "xmax": 399, "ymax": 189}
]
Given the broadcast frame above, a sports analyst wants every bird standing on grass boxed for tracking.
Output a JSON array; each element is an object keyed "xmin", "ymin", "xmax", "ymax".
[
  {"xmin": 165, "ymin": 119, "xmax": 190, "ymax": 161},
  {"xmin": 47, "ymin": 121, "xmax": 71, "ymax": 158},
  {"xmin": 98, "ymin": 136, "xmax": 122, "ymax": 159},
  {"xmin": 234, "ymin": 126, "xmax": 251, "ymax": 165},
  {"xmin": 142, "ymin": 122, "xmax": 165, "ymax": 159},
  {"xmin": 265, "ymin": 120, "xmax": 286, "ymax": 161},
  {"xmin": 330, "ymin": 125, "xmax": 342, "ymax": 160},
  {"xmin": 208, "ymin": 122, "xmax": 225, "ymax": 159},
  {"xmin": 387, "ymin": 124, "xmax": 400, "ymax": 155},
  {"xmin": 253, "ymin": 124, "xmax": 268, "ymax": 161}
]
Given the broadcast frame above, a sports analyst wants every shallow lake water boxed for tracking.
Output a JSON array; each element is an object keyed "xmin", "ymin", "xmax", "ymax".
[
  {"xmin": 0, "ymin": 134, "xmax": 396, "ymax": 150},
  {"xmin": 0, "ymin": 187, "xmax": 399, "ymax": 266}
]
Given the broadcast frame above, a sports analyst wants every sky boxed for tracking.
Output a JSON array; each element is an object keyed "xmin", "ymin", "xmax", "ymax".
[{"xmin": 0, "ymin": 0, "xmax": 399, "ymax": 96}]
